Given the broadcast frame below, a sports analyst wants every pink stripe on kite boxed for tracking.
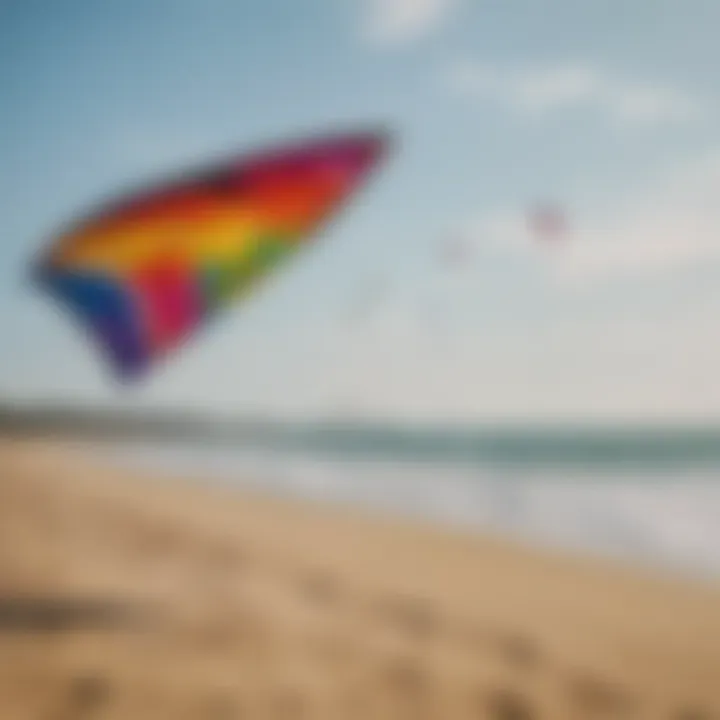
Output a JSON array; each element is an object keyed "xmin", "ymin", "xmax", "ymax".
[{"xmin": 133, "ymin": 262, "xmax": 202, "ymax": 354}]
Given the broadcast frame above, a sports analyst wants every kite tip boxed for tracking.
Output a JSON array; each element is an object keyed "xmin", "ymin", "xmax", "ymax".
[
  {"xmin": 322, "ymin": 123, "xmax": 396, "ymax": 158},
  {"xmin": 365, "ymin": 124, "xmax": 396, "ymax": 153}
]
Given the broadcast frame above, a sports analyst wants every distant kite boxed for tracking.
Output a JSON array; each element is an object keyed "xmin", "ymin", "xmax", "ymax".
[
  {"xmin": 528, "ymin": 204, "xmax": 567, "ymax": 243},
  {"xmin": 33, "ymin": 130, "xmax": 391, "ymax": 381}
]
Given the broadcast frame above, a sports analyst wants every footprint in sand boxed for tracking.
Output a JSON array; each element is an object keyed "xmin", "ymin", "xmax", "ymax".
[
  {"xmin": 205, "ymin": 541, "xmax": 249, "ymax": 573},
  {"xmin": 675, "ymin": 708, "xmax": 715, "ymax": 720},
  {"xmin": 383, "ymin": 656, "xmax": 430, "ymax": 694},
  {"xmin": 377, "ymin": 655, "xmax": 436, "ymax": 717},
  {"xmin": 482, "ymin": 688, "xmax": 536, "ymax": 720},
  {"xmin": 270, "ymin": 686, "xmax": 308, "ymax": 719},
  {"xmin": 567, "ymin": 673, "xmax": 637, "ymax": 717},
  {"xmin": 139, "ymin": 524, "xmax": 183, "ymax": 559},
  {"xmin": 198, "ymin": 692, "xmax": 240, "ymax": 719},
  {"xmin": 374, "ymin": 594, "xmax": 441, "ymax": 642},
  {"xmin": 298, "ymin": 569, "xmax": 341, "ymax": 607},
  {"xmin": 491, "ymin": 631, "xmax": 542, "ymax": 671},
  {"xmin": 458, "ymin": 622, "xmax": 541, "ymax": 673},
  {"xmin": 58, "ymin": 675, "xmax": 111, "ymax": 719}
]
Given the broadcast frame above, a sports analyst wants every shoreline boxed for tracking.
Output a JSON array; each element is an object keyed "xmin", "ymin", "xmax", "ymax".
[
  {"xmin": 1, "ymin": 438, "xmax": 719, "ymax": 718},
  {"xmin": 105, "ymin": 439, "xmax": 720, "ymax": 585}
]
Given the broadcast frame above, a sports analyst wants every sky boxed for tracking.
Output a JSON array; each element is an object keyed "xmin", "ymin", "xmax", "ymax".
[{"xmin": 2, "ymin": 0, "xmax": 720, "ymax": 421}]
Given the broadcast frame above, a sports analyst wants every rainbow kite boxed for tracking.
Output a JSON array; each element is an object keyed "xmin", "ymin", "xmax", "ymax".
[{"xmin": 34, "ymin": 129, "xmax": 391, "ymax": 380}]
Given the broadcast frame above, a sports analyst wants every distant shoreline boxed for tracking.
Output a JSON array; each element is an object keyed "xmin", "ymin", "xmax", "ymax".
[{"xmin": 4, "ymin": 403, "xmax": 720, "ymax": 468}]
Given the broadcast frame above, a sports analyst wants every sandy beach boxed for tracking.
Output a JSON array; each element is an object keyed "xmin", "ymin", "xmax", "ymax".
[{"xmin": 1, "ymin": 438, "xmax": 719, "ymax": 719}]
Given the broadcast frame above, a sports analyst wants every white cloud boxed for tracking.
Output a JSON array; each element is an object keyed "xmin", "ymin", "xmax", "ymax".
[
  {"xmin": 360, "ymin": 0, "xmax": 460, "ymax": 45},
  {"xmin": 446, "ymin": 60, "xmax": 702, "ymax": 126},
  {"xmin": 460, "ymin": 147, "xmax": 720, "ymax": 284}
]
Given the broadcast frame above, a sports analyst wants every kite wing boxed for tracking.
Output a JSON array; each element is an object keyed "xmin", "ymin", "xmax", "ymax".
[{"xmin": 34, "ymin": 130, "xmax": 391, "ymax": 380}]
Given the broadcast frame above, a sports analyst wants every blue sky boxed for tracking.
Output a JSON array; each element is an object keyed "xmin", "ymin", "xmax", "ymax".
[{"xmin": 2, "ymin": 0, "xmax": 720, "ymax": 420}]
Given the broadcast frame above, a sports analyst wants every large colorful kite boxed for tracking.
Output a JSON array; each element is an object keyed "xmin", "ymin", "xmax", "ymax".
[{"xmin": 33, "ymin": 129, "xmax": 391, "ymax": 381}]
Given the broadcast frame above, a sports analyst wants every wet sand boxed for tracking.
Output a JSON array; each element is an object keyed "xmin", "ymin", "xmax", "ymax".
[{"xmin": 0, "ymin": 438, "xmax": 719, "ymax": 719}]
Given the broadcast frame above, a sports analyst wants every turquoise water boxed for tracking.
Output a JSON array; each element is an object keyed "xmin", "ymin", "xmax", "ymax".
[{"xmin": 196, "ymin": 422, "xmax": 720, "ymax": 470}]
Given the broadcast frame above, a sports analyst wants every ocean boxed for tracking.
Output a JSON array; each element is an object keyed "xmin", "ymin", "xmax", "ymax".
[{"xmin": 88, "ymin": 422, "xmax": 720, "ymax": 584}]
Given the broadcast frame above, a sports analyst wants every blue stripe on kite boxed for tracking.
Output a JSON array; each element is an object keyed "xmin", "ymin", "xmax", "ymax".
[{"xmin": 35, "ymin": 268, "xmax": 149, "ymax": 380}]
